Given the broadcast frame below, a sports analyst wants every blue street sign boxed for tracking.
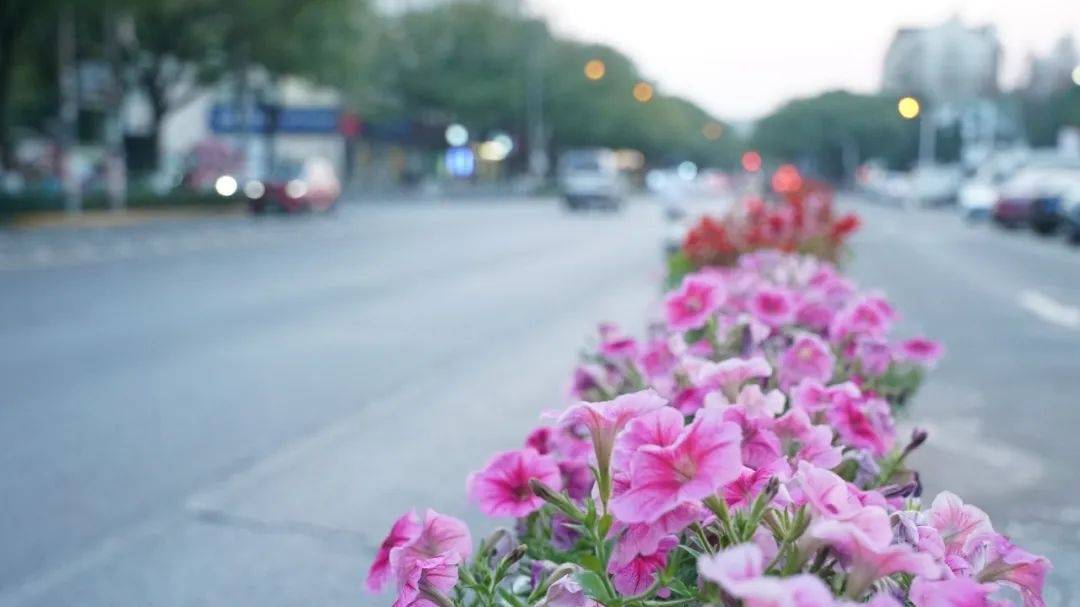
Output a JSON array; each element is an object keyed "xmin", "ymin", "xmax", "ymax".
[{"xmin": 210, "ymin": 104, "xmax": 341, "ymax": 134}]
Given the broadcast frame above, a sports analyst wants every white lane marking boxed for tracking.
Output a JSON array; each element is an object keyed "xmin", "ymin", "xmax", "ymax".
[{"xmin": 1019, "ymin": 290, "xmax": 1080, "ymax": 329}]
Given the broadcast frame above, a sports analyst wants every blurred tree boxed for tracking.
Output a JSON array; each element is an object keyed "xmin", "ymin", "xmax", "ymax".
[
  {"xmin": 107, "ymin": 0, "xmax": 226, "ymax": 172},
  {"xmin": 377, "ymin": 0, "xmax": 531, "ymax": 134},
  {"xmin": 752, "ymin": 91, "xmax": 919, "ymax": 180},
  {"xmin": 114, "ymin": 0, "xmax": 375, "ymax": 171},
  {"xmin": 1021, "ymin": 87, "xmax": 1080, "ymax": 147},
  {"xmin": 0, "ymin": 0, "xmax": 62, "ymax": 168}
]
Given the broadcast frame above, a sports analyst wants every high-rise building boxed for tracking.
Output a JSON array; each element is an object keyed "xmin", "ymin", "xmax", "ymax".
[
  {"xmin": 1023, "ymin": 35, "xmax": 1078, "ymax": 98},
  {"xmin": 882, "ymin": 16, "xmax": 1001, "ymax": 104}
]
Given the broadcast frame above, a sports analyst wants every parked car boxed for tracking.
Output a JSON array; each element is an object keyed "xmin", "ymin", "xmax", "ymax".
[
  {"xmin": 957, "ymin": 179, "xmax": 998, "ymax": 221},
  {"xmin": 909, "ymin": 165, "xmax": 963, "ymax": 206},
  {"xmin": 557, "ymin": 148, "xmax": 623, "ymax": 210},
  {"xmin": 991, "ymin": 165, "xmax": 1076, "ymax": 231},
  {"xmin": 1059, "ymin": 180, "xmax": 1080, "ymax": 243},
  {"xmin": 246, "ymin": 157, "xmax": 341, "ymax": 214}
]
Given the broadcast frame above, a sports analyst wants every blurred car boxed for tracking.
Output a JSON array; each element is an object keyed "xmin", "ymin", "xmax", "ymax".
[
  {"xmin": 957, "ymin": 179, "xmax": 998, "ymax": 221},
  {"xmin": 557, "ymin": 148, "xmax": 623, "ymax": 210},
  {"xmin": 246, "ymin": 158, "xmax": 341, "ymax": 214},
  {"xmin": 909, "ymin": 165, "xmax": 962, "ymax": 206},
  {"xmin": 991, "ymin": 164, "xmax": 1077, "ymax": 231},
  {"xmin": 1059, "ymin": 180, "xmax": 1080, "ymax": 243}
]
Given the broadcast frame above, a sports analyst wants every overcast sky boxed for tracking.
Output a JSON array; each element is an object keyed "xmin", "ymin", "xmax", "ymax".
[{"xmin": 526, "ymin": 1, "xmax": 1080, "ymax": 120}]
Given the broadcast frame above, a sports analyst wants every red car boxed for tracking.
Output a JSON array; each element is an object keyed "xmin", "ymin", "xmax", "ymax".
[
  {"xmin": 246, "ymin": 158, "xmax": 341, "ymax": 214},
  {"xmin": 991, "ymin": 197, "xmax": 1030, "ymax": 227}
]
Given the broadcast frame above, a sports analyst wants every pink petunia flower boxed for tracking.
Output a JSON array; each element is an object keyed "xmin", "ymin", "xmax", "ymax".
[
  {"xmin": 612, "ymin": 502, "xmax": 702, "ymax": 565},
  {"xmin": 697, "ymin": 543, "xmax": 834, "ymax": 607},
  {"xmin": 610, "ymin": 408, "xmax": 742, "ymax": 524},
  {"xmin": 722, "ymin": 406, "xmax": 783, "ymax": 470},
  {"xmin": 829, "ymin": 296, "xmax": 894, "ymax": 343},
  {"xmin": 964, "ymin": 532, "xmax": 1051, "ymax": 607},
  {"xmin": 598, "ymin": 323, "xmax": 640, "ymax": 360},
  {"xmin": 775, "ymin": 408, "xmax": 842, "ymax": 469},
  {"xmin": 692, "ymin": 356, "xmax": 773, "ymax": 401},
  {"xmin": 926, "ymin": 492, "xmax": 994, "ymax": 555},
  {"xmin": 809, "ymin": 516, "xmax": 941, "ymax": 598},
  {"xmin": 795, "ymin": 462, "xmax": 867, "ymax": 521},
  {"xmin": 367, "ymin": 511, "xmax": 422, "ymax": 593},
  {"xmin": 826, "ymin": 392, "xmax": 895, "ymax": 457},
  {"xmin": 908, "ymin": 576, "xmax": 1000, "ymax": 607},
  {"xmin": 637, "ymin": 338, "xmax": 679, "ymax": 381},
  {"xmin": 854, "ymin": 338, "xmax": 893, "ymax": 377},
  {"xmin": 898, "ymin": 337, "xmax": 944, "ymax": 369},
  {"xmin": 722, "ymin": 459, "xmax": 790, "ymax": 510},
  {"xmin": 747, "ymin": 286, "xmax": 796, "ymax": 328},
  {"xmin": 612, "ymin": 407, "xmax": 685, "ymax": 473},
  {"xmin": 665, "ymin": 275, "xmax": 723, "ymax": 332},
  {"xmin": 542, "ymin": 574, "xmax": 601, "ymax": 607},
  {"xmin": 388, "ymin": 509, "xmax": 473, "ymax": 607},
  {"xmin": 778, "ymin": 333, "xmax": 835, "ymax": 389},
  {"xmin": 559, "ymin": 389, "xmax": 667, "ymax": 479},
  {"xmin": 609, "ymin": 535, "xmax": 677, "ymax": 596},
  {"xmin": 467, "ymin": 448, "xmax": 563, "ymax": 518},
  {"xmin": 695, "ymin": 542, "xmax": 764, "ymax": 593}
]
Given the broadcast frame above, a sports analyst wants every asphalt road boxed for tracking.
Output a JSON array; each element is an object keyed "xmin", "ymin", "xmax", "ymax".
[{"xmin": 0, "ymin": 194, "xmax": 1077, "ymax": 606}]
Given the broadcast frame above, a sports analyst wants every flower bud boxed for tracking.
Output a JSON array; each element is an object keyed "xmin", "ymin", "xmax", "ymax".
[
  {"xmin": 418, "ymin": 581, "xmax": 455, "ymax": 607},
  {"xmin": 502, "ymin": 544, "xmax": 527, "ymax": 567},
  {"xmin": 901, "ymin": 428, "xmax": 928, "ymax": 460},
  {"xmin": 882, "ymin": 480, "xmax": 919, "ymax": 498},
  {"xmin": 528, "ymin": 479, "xmax": 584, "ymax": 521}
]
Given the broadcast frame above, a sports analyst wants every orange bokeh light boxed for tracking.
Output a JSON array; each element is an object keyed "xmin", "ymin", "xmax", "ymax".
[
  {"xmin": 584, "ymin": 59, "xmax": 606, "ymax": 81},
  {"xmin": 771, "ymin": 164, "xmax": 803, "ymax": 193},
  {"xmin": 632, "ymin": 82, "xmax": 654, "ymax": 103}
]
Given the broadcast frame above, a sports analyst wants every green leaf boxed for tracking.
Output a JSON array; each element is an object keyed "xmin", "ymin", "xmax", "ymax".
[
  {"xmin": 580, "ymin": 553, "xmax": 605, "ymax": 576},
  {"xmin": 574, "ymin": 571, "xmax": 612, "ymax": 602},
  {"xmin": 597, "ymin": 513, "xmax": 613, "ymax": 539},
  {"xmin": 665, "ymin": 578, "xmax": 694, "ymax": 598}
]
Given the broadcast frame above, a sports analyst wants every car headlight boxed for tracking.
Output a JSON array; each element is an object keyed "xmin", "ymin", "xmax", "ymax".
[{"xmin": 285, "ymin": 180, "xmax": 308, "ymax": 199}]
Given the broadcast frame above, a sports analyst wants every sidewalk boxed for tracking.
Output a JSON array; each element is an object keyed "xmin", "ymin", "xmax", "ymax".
[{"xmin": 4, "ymin": 206, "xmax": 244, "ymax": 231}]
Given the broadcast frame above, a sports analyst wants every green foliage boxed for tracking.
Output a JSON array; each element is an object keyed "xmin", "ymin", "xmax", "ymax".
[
  {"xmin": 1021, "ymin": 87, "xmax": 1080, "ymax": 146},
  {"xmin": 752, "ymin": 90, "xmax": 920, "ymax": 178}
]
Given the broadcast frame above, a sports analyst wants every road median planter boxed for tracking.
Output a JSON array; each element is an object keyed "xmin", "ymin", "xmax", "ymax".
[{"xmin": 365, "ymin": 191, "xmax": 1050, "ymax": 607}]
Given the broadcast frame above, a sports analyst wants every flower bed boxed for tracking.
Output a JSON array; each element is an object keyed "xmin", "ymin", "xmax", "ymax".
[
  {"xmin": 668, "ymin": 181, "xmax": 860, "ymax": 286},
  {"xmin": 366, "ymin": 217, "xmax": 1050, "ymax": 606}
]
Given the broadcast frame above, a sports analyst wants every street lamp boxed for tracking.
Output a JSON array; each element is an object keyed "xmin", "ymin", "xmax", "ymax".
[
  {"xmin": 702, "ymin": 121, "xmax": 723, "ymax": 140},
  {"xmin": 584, "ymin": 59, "xmax": 605, "ymax": 81},
  {"xmin": 632, "ymin": 81, "xmax": 654, "ymax": 103},
  {"xmin": 897, "ymin": 96, "xmax": 920, "ymax": 120}
]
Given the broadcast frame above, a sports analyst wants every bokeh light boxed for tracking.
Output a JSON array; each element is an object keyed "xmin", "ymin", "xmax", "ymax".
[
  {"xmin": 702, "ymin": 122, "xmax": 724, "ymax": 140},
  {"xmin": 445, "ymin": 123, "xmax": 469, "ymax": 147},
  {"xmin": 214, "ymin": 175, "xmax": 237, "ymax": 197},
  {"xmin": 898, "ymin": 96, "xmax": 921, "ymax": 120},
  {"xmin": 632, "ymin": 81, "xmax": 654, "ymax": 103},
  {"xmin": 584, "ymin": 59, "xmax": 606, "ymax": 81},
  {"xmin": 771, "ymin": 163, "xmax": 803, "ymax": 193},
  {"xmin": 741, "ymin": 150, "xmax": 762, "ymax": 173}
]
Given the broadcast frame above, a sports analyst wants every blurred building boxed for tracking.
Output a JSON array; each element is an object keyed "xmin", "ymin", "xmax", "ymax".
[
  {"xmin": 1023, "ymin": 34, "xmax": 1078, "ymax": 98},
  {"xmin": 882, "ymin": 16, "xmax": 1000, "ymax": 104},
  {"xmin": 124, "ymin": 73, "xmax": 349, "ymax": 187}
]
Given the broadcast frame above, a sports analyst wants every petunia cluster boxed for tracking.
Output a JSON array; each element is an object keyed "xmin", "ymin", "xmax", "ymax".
[
  {"xmin": 674, "ymin": 187, "xmax": 860, "ymax": 281},
  {"xmin": 366, "ymin": 250, "xmax": 1049, "ymax": 607}
]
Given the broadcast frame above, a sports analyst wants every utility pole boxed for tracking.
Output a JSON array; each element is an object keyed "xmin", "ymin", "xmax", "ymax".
[
  {"xmin": 58, "ymin": 5, "xmax": 81, "ymax": 213},
  {"xmin": 525, "ymin": 26, "xmax": 548, "ymax": 182},
  {"xmin": 103, "ymin": 10, "xmax": 128, "ymax": 211}
]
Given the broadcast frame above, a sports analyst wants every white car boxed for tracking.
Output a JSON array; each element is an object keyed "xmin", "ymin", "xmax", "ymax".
[
  {"xmin": 558, "ymin": 149, "xmax": 623, "ymax": 210},
  {"xmin": 957, "ymin": 180, "xmax": 998, "ymax": 221}
]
